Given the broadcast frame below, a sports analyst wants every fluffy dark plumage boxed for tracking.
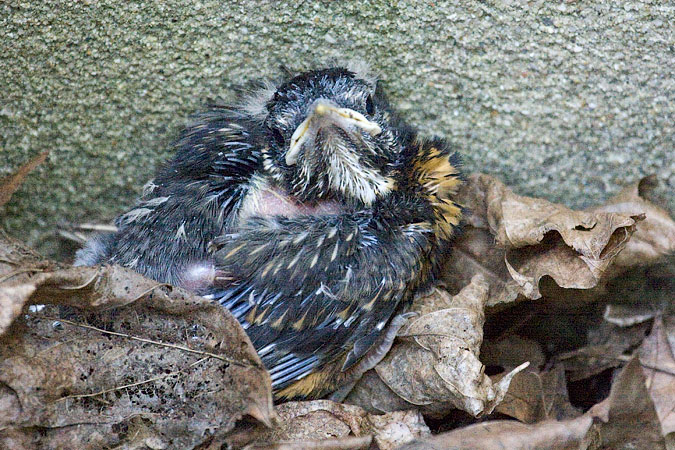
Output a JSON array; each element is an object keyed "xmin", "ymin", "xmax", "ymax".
[{"xmin": 76, "ymin": 65, "xmax": 463, "ymax": 399}]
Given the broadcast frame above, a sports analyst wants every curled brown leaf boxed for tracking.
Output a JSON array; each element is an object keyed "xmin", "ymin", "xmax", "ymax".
[
  {"xmin": 453, "ymin": 174, "xmax": 642, "ymax": 302},
  {"xmin": 492, "ymin": 365, "xmax": 579, "ymax": 424},
  {"xmin": 592, "ymin": 176, "xmax": 675, "ymax": 272},
  {"xmin": 347, "ymin": 276, "xmax": 528, "ymax": 417},
  {"xmin": 228, "ymin": 400, "xmax": 429, "ymax": 450},
  {"xmin": 402, "ymin": 359, "xmax": 665, "ymax": 449},
  {"xmin": 0, "ymin": 236, "xmax": 275, "ymax": 449},
  {"xmin": 639, "ymin": 318, "xmax": 675, "ymax": 436}
]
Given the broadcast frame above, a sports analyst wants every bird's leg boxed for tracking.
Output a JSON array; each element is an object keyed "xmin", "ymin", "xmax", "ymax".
[{"xmin": 328, "ymin": 311, "xmax": 417, "ymax": 402}]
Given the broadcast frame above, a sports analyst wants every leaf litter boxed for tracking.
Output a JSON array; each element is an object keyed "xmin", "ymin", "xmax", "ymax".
[{"xmin": 1, "ymin": 156, "xmax": 674, "ymax": 449}]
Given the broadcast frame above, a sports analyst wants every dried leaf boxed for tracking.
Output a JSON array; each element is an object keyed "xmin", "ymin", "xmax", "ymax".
[
  {"xmin": 0, "ymin": 229, "xmax": 56, "ymax": 279},
  {"xmin": 447, "ymin": 175, "xmax": 675, "ymax": 311},
  {"xmin": 493, "ymin": 365, "xmax": 579, "ymax": 424},
  {"xmin": 347, "ymin": 276, "xmax": 528, "ymax": 417},
  {"xmin": 588, "ymin": 358, "xmax": 665, "ymax": 449},
  {"xmin": 604, "ymin": 303, "xmax": 660, "ymax": 327},
  {"xmin": 639, "ymin": 318, "xmax": 675, "ymax": 436},
  {"xmin": 0, "ymin": 284, "xmax": 35, "ymax": 333},
  {"xmin": 492, "ymin": 370, "xmax": 547, "ymax": 424},
  {"xmin": 402, "ymin": 359, "xmax": 665, "ymax": 449},
  {"xmin": 481, "ymin": 335, "xmax": 545, "ymax": 371},
  {"xmin": 603, "ymin": 261, "xmax": 674, "ymax": 327},
  {"xmin": 448, "ymin": 173, "xmax": 642, "ymax": 304},
  {"xmin": 557, "ymin": 320, "xmax": 651, "ymax": 382},
  {"xmin": 0, "ymin": 237, "xmax": 275, "ymax": 448},
  {"xmin": 230, "ymin": 400, "xmax": 428, "ymax": 450},
  {"xmin": 363, "ymin": 410, "xmax": 430, "ymax": 450},
  {"xmin": 593, "ymin": 176, "xmax": 675, "ymax": 271},
  {"xmin": 243, "ymin": 436, "xmax": 373, "ymax": 450},
  {"xmin": 403, "ymin": 417, "xmax": 595, "ymax": 450},
  {"xmin": 0, "ymin": 151, "xmax": 49, "ymax": 207},
  {"xmin": 443, "ymin": 226, "xmax": 521, "ymax": 306},
  {"xmin": 539, "ymin": 365, "xmax": 581, "ymax": 422},
  {"xmin": 666, "ymin": 315, "xmax": 675, "ymax": 364},
  {"xmin": 245, "ymin": 401, "xmax": 366, "ymax": 444}
]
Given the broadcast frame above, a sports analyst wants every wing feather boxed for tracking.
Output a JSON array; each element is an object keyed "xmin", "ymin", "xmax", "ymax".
[{"xmin": 212, "ymin": 210, "xmax": 433, "ymax": 390}]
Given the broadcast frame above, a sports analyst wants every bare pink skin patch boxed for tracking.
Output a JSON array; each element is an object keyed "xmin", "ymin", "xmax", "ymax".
[
  {"xmin": 181, "ymin": 182, "xmax": 341, "ymax": 292},
  {"xmin": 238, "ymin": 182, "xmax": 343, "ymax": 223}
]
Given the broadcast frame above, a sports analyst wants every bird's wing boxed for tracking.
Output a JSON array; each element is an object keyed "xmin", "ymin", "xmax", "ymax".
[
  {"xmin": 211, "ymin": 208, "xmax": 434, "ymax": 392},
  {"xmin": 98, "ymin": 107, "xmax": 263, "ymax": 286}
]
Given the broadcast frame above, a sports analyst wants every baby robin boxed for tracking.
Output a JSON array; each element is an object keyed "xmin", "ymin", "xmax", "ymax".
[{"xmin": 76, "ymin": 63, "xmax": 463, "ymax": 400}]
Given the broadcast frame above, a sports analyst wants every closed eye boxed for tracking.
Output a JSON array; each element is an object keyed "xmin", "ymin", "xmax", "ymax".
[{"xmin": 365, "ymin": 95, "xmax": 375, "ymax": 115}]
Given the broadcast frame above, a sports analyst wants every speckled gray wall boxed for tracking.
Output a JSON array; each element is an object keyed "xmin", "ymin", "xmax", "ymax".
[{"xmin": 1, "ymin": 1, "xmax": 673, "ymax": 259}]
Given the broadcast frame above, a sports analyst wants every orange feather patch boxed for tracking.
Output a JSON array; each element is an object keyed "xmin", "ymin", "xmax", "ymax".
[{"xmin": 414, "ymin": 145, "xmax": 463, "ymax": 240}]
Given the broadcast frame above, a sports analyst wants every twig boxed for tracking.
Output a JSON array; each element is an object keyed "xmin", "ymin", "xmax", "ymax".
[
  {"xmin": 31, "ymin": 315, "xmax": 252, "ymax": 368},
  {"xmin": 0, "ymin": 267, "xmax": 45, "ymax": 283}
]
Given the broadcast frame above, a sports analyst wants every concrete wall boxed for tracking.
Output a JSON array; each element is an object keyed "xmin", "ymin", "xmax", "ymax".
[{"xmin": 1, "ymin": 1, "xmax": 672, "ymax": 258}]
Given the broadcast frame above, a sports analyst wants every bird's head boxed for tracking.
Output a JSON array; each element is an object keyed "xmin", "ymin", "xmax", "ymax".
[{"xmin": 246, "ymin": 67, "xmax": 401, "ymax": 206}]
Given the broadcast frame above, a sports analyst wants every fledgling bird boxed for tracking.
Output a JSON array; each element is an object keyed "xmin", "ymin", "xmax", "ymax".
[{"xmin": 76, "ymin": 64, "xmax": 463, "ymax": 400}]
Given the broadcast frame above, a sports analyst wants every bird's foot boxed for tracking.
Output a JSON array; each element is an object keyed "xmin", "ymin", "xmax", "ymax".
[{"xmin": 329, "ymin": 311, "xmax": 417, "ymax": 402}]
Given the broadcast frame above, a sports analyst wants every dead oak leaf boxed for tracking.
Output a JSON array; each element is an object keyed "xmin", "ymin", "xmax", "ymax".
[
  {"xmin": 364, "ymin": 409, "xmax": 431, "ymax": 450},
  {"xmin": 592, "ymin": 176, "xmax": 675, "ymax": 271},
  {"xmin": 455, "ymin": 173, "xmax": 642, "ymax": 302},
  {"xmin": 0, "ymin": 236, "xmax": 275, "ymax": 449},
  {"xmin": 587, "ymin": 358, "xmax": 665, "ymax": 448},
  {"xmin": 492, "ymin": 365, "xmax": 579, "ymax": 424},
  {"xmin": 639, "ymin": 317, "xmax": 675, "ymax": 436},
  {"xmin": 226, "ymin": 400, "xmax": 429, "ymax": 450},
  {"xmin": 346, "ymin": 276, "xmax": 528, "ymax": 417},
  {"xmin": 443, "ymin": 226, "xmax": 521, "ymax": 306},
  {"xmin": 491, "ymin": 370, "xmax": 547, "ymax": 424},
  {"xmin": 402, "ymin": 358, "xmax": 665, "ymax": 449},
  {"xmin": 556, "ymin": 319, "xmax": 652, "ymax": 382}
]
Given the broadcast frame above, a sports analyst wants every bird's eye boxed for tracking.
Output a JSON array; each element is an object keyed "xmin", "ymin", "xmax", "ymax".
[
  {"xmin": 365, "ymin": 95, "xmax": 375, "ymax": 115},
  {"xmin": 271, "ymin": 127, "xmax": 285, "ymax": 148}
]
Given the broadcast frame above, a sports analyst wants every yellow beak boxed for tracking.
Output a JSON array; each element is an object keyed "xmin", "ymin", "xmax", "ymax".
[{"xmin": 285, "ymin": 100, "xmax": 382, "ymax": 166}]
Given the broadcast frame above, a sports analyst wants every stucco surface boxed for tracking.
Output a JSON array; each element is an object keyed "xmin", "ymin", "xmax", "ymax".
[{"xmin": 1, "ymin": 1, "xmax": 672, "ymax": 258}]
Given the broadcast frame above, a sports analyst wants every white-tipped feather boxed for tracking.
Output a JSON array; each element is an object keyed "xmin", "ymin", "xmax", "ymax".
[
  {"xmin": 141, "ymin": 179, "xmax": 158, "ymax": 197},
  {"xmin": 118, "ymin": 207, "xmax": 153, "ymax": 225}
]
